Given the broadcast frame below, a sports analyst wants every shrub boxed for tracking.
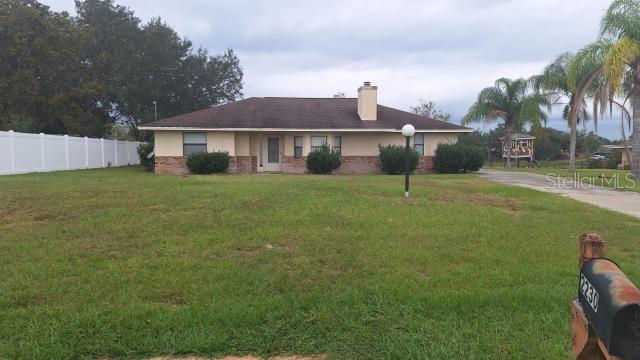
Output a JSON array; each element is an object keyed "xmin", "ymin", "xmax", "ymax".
[
  {"xmin": 137, "ymin": 142, "xmax": 154, "ymax": 172},
  {"xmin": 433, "ymin": 143, "xmax": 485, "ymax": 173},
  {"xmin": 306, "ymin": 144, "xmax": 341, "ymax": 174},
  {"xmin": 378, "ymin": 144, "xmax": 419, "ymax": 175},
  {"xmin": 586, "ymin": 154, "xmax": 620, "ymax": 170},
  {"xmin": 461, "ymin": 145, "xmax": 485, "ymax": 172},
  {"xmin": 186, "ymin": 151, "xmax": 230, "ymax": 174}
]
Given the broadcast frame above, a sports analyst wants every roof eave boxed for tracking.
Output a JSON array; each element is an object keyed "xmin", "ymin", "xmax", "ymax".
[{"xmin": 137, "ymin": 126, "xmax": 474, "ymax": 133}]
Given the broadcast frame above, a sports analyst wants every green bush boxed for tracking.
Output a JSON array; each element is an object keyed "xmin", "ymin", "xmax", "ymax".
[
  {"xmin": 586, "ymin": 153, "xmax": 620, "ymax": 170},
  {"xmin": 137, "ymin": 142, "xmax": 154, "ymax": 172},
  {"xmin": 462, "ymin": 145, "xmax": 485, "ymax": 172},
  {"xmin": 378, "ymin": 144, "xmax": 419, "ymax": 175},
  {"xmin": 433, "ymin": 143, "xmax": 485, "ymax": 173},
  {"xmin": 186, "ymin": 151, "xmax": 230, "ymax": 174},
  {"xmin": 306, "ymin": 144, "xmax": 341, "ymax": 174}
]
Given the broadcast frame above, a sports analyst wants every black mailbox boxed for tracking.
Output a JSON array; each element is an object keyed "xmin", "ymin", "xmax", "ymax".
[{"xmin": 579, "ymin": 258, "xmax": 640, "ymax": 358}]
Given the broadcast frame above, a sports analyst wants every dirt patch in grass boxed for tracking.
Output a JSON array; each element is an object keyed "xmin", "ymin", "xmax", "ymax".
[
  {"xmin": 432, "ymin": 190, "xmax": 519, "ymax": 212},
  {"xmin": 139, "ymin": 292, "xmax": 190, "ymax": 307},
  {"xmin": 11, "ymin": 294, "xmax": 48, "ymax": 308},
  {"xmin": 147, "ymin": 355, "xmax": 326, "ymax": 360}
]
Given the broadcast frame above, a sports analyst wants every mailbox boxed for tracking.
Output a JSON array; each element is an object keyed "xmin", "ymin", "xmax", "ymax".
[{"xmin": 579, "ymin": 258, "xmax": 640, "ymax": 358}]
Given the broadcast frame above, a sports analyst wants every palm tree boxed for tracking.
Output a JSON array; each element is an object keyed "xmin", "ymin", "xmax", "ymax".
[
  {"xmin": 599, "ymin": 0, "xmax": 640, "ymax": 177},
  {"xmin": 462, "ymin": 78, "xmax": 549, "ymax": 168},
  {"xmin": 566, "ymin": 40, "xmax": 612, "ymax": 170},
  {"xmin": 532, "ymin": 53, "xmax": 591, "ymax": 171}
]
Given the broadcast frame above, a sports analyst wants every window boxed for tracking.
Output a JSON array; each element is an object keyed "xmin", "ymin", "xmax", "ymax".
[
  {"xmin": 294, "ymin": 136, "xmax": 303, "ymax": 158},
  {"xmin": 334, "ymin": 136, "xmax": 341, "ymax": 156},
  {"xmin": 414, "ymin": 134, "xmax": 424, "ymax": 156},
  {"xmin": 310, "ymin": 136, "xmax": 327, "ymax": 151},
  {"xmin": 183, "ymin": 132, "xmax": 207, "ymax": 155}
]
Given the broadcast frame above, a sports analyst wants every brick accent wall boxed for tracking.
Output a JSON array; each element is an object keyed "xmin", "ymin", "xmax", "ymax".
[
  {"xmin": 155, "ymin": 155, "xmax": 432, "ymax": 175},
  {"xmin": 235, "ymin": 156, "xmax": 257, "ymax": 174},
  {"xmin": 155, "ymin": 155, "xmax": 257, "ymax": 175},
  {"xmin": 334, "ymin": 156, "xmax": 382, "ymax": 174},
  {"xmin": 416, "ymin": 156, "xmax": 434, "ymax": 174},
  {"xmin": 155, "ymin": 156, "xmax": 189, "ymax": 175},
  {"xmin": 282, "ymin": 155, "xmax": 307, "ymax": 174}
]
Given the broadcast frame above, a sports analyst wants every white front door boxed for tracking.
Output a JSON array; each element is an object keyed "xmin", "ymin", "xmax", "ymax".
[{"xmin": 262, "ymin": 136, "xmax": 282, "ymax": 172}]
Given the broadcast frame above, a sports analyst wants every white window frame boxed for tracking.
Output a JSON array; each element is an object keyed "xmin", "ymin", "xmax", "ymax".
[
  {"xmin": 310, "ymin": 136, "xmax": 327, "ymax": 151},
  {"xmin": 414, "ymin": 133, "xmax": 424, "ymax": 156},
  {"xmin": 183, "ymin": 132, "xmax": 207, "ymax": 155},
  {"xmin": 294, "ymin": 136, "xmax": 303, "ymax": 158}
]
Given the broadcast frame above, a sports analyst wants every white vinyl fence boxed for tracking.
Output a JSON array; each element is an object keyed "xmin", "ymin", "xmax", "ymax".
[{"xmin": 0, "ymin": 130, "xmax": 143, "ymax": 175}]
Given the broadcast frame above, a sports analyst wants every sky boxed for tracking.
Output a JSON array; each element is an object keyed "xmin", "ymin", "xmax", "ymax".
[{"xmin": 42, "ymin": 0, "xmax": 626, "ymax": 139}]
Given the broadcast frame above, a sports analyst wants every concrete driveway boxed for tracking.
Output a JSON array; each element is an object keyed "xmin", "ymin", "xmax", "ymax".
[{"xmin": 478, "ymin": 170, "xmax": 640, "ymax": 219}]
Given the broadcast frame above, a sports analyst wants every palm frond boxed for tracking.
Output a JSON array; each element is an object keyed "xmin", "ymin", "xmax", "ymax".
[
  {"xmin": 601, "ymin": 0, "xmax": 640, "ymax": 41},
  {"xmin": 603, "ymin": 36, "xmax": 640, "ymax": 91},
  {"xmin": 568, "ymin": 40, "xmax": 611, "ymax": 92}
]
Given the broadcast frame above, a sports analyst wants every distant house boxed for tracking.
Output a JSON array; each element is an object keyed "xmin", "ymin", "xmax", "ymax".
[
  {"xmin": 597, "ymin": 145, "xmax": 632, "ymax": 169},
  {"xmin": 138, "ymin": 82, "xmax": 472, "ymax": 174}
]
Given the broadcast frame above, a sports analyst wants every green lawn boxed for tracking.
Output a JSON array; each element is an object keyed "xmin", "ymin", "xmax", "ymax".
[
  {"xmin": 485, "ymin": 165, "xmax": 639, "ymax": 192},
  {"xmin": 1, "ymin": 167, "xmax": 639, "ymax": 359}
]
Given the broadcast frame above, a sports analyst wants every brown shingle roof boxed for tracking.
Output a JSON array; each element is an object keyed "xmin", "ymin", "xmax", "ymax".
[{"xmin": 139, "ymin": 97, "xmax": 472, "ymax": 131}]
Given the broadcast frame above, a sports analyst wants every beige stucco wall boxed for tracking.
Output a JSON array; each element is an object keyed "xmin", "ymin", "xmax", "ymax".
[
  {"xmin": 424, "ymin": 133, "xmax": 459, "ymax": 156},
  {"xmin": 155, "ymin": 131, "xmax": 183, "ymax": 156},
  {"xmin": 340, "ymin": 133, "xmax": 403, "ymax": 156},
  {"xmin": 154, "ymin": 131, "xmax": 236, "ymax": 156},
  {"xmin": 234, "ymin": 133, "xmax": 250, "ymax": 156},
  {"xmin": 154, "ymin": 130, "xmax": 462, "ymax": 158},
  {"xmin": 207, "ymin": 132, "xmax": 235, "ymax": 155}
]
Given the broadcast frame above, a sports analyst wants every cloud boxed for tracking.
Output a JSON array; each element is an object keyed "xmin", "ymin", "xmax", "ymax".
[{"xmin": 42, "ymin": 0, "xmax": 621, "ymax": 139}]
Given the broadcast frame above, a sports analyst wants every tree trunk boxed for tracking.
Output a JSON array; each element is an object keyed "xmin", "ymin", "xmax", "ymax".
[
  {"xmin": 569, "ymin": 111, "xmax": 578, "ymax": 172},
  {"xmin": 621, "ymin": 110, "xmax": 632, "ymax": 169},
  {"xmin": 633, "ymin": 62, "xmax": 640, "ymax": 178},
  {"xmin": 505, "ymin": 123, "xmax": 513, "ymax": 169}
]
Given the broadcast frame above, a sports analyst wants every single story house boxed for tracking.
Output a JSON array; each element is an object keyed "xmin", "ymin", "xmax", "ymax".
[
  {"xmin": 597, "ymin": 144, "xmax": 632, "ymax": 169},
  {"xmin": 138, "ymin": 82, "xmax": 473, "ymax": 174}
]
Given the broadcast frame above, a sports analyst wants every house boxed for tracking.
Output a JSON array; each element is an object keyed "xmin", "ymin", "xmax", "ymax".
[
  {"xmin": 138, "ymin": 82, "xmax": 473, "ymax": 174},
  {"xmin": 597, "ymin": 145, "xmax": 632, "ymax": 169}
]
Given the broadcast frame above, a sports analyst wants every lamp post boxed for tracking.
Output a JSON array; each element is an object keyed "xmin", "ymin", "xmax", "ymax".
[
  {"xmin": 152, "ymin": 101, "xmax": 157, "ymax": 122},
  {"xmin": 401, "ymin": 124, "xmax": 416, "ymax": 198}
]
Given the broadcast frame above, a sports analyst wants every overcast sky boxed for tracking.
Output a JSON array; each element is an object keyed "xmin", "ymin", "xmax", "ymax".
[{"xmin": 43, "ymin": 0, "xmax": 626, "ymax": 139}]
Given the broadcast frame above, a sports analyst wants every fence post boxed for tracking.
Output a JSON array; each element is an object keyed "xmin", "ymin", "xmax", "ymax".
[
  {"xmin": 114, "ymin": 140, "xmax": 118, "ymax": 167},
  {"xmin": 40, "ymin": 133, "xmax": 45, "ymax": 171},
  {"xmin": 64, "ymin": 135, "xmax": 70, "ymax": 169},
  {"xmin": 9, "ymin": 130, "xmax": 15, "ymax": 174},
  {"xmin": 579, "ymin": 233, "xmax": 606, "ymax": 269},
  {"xmin": 84, "ymin": 136, "xmax": 89, "ymax": 169},
  {"xmin": 572, "ymin": 233, "xmax": 610, "ymax": 359},
  {"xmin": 101, "ymin": 138, "xmax": 105, "ymax": 167},
  {"xmin": 126, "ymin": 140, "xmax": 130, "ymax": 165}
]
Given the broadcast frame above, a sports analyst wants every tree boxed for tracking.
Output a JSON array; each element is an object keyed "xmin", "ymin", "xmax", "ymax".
[
  {"xmin": 0, "ymin": 0, "xmax": 111, "ymax": 136},
  {"xmin": 75, "ymin": 0, "xmax": 244, "ymax": 137},
  {"xmin": 461, "ymin": 78, "xmax": 549, "ymax": 168},
  {"xmin": 598, "ymin": 0, "xmax": 640, "ymax": 177},
  {"xmin": 332, "ymin": 92, "xmax": 345, "ymax": 98},
  {"xmin": 410, "ymin": 99, "xmax": 452, "ymax": 122},
  {"xmin": 0, "ymin": 0, "xmax": 243, "ymax": 138},
  {"xmin": 532, "ymin": 52, "xmax": 595, "ymax": 171}
]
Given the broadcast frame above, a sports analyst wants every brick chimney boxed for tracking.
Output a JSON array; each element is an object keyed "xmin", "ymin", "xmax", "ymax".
[{"xmin": 357, "ymin": 81, "xmax": 377, "ymax": 121}]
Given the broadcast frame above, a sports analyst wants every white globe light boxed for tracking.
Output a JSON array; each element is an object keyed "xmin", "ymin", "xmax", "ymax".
[{"xmin": 401, "ymin": 124, "xmax": 416, "ymax": 137}]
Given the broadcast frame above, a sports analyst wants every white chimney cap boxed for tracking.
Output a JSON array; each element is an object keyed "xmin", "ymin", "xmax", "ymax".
[{"xmin": 401, "ymin": 124, "xmax": 416, "ymax": 137}]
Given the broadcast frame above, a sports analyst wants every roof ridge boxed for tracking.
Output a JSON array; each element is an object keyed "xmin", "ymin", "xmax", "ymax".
[{"xmin": 261, "ymin": 96, "xmax": 357, "ymax": 99}]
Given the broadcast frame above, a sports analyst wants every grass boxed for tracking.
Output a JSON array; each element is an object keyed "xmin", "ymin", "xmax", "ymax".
[
  {"xmin": 485, "ymin": 164, "xmax": 639, "ymax": 192},
  {"xmin": 1, "ymin": 167, "xmax": 640, "ymax": 359}
]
